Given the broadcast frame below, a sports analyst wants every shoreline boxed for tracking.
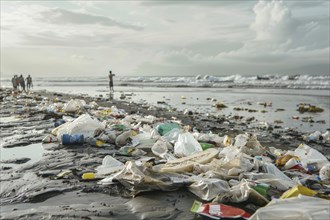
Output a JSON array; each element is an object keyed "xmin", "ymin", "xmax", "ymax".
[{"xmin": 0, "ymin": 88, "xmax": 329, "ymax": 219}]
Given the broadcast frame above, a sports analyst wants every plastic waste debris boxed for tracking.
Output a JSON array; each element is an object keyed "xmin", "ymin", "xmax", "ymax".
[
  {"xmin": 234, "ymin": 133, "xmax": 265, "ymax": 156},
  {"xmin": 304, "ymin": 131, "xmax": 322, "ymax": 142},
  {"xmin": 54, "ymin": 119, "xmax": 66, "ymax": 128},
  {"xmin": 157, "ymin": 148, "xmax": 219, "ymax": 173},
  {"xmin": 293, "ymin": 144, "xmax": 329, "ymax": 171},
  {"xmin": 56, "ymin": 114, "xmax": 105, "ymax": 141},
  {"xmin": 118, "ymin": 146, "xmax": 147, "ymax": 157},
  {"xmin": 113, "ymin": 161, "xmax": 191, "ymax": 195},
  {"xmin": 199, "ymin": 142, "xmax": 215, "ymax": 150},
  {"xmin": 174, "ymin": 132, "xmax": 203, "ymax": 157},
  {"xmin": 115, "ymin": 130, "xmax": 132, "ymax": 146},
  {"xmin": 262, "ymin": 162, "xmax": 293, "ymax": 182},
  {"xmin": 188, "ymin": 178, "xmax": 230, "ymax": 201},
  {"xmin": 191, "ymin": 200, "xmax": 251, "ymax": 219},
  {"xmin": 283, "ymin": 157, "xmax": 305, "ymax": 172},
  {"xmin": 276, "ymin": 155, "xmax": 300, "ymax": 168},
  {"xmin": 322, "ymin": 131, "xmax": 330, "ymax": 142},
  {"xmin": 156, "ymin": 122, "xmax": 180, "ymax": 136},
  {"xmin": 62, "ymin": 134, "xmax": 84, "ymax": 145},
  {"xmin": 62, "ymin": 99, "xmax": 86, "ymax": 113},
  {"xmin": 319, "ymin": 163, "xmax": 330, "ymax": 185},
  {"xmin": 280, "ymin": 185, "xmax": 317, "ymax": 199},
  {"xmin": 56, "ymin": 170, "xmax": 72, "ymax": 179},
  {"xmin": 82, "ymin": 172, "xmax": 95, "ymax": 180},
  {"xmin": 193, "ymin": 132, "xmax": 230, "ymax": 147},
  {"xmin": 213, "ymin": 180, "xmax": 270, "ymax": 206},
  {"xmin": 42, "ymin": 134, "xmax": 58, "ymax": 143},
  {"xmin": 151, "ymin": 139, "xmax": 175, "ymax": 161},
  {"xmin": 96, "ymin": 155, "xmax": 124, "ymax": 176},
  {"xmin": 249, "ymin": 195, "xmax": 330, "ymax": 220}
]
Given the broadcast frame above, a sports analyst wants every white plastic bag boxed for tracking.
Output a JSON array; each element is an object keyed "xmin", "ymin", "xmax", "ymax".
[
  {"xmin": 174, "ymin": 132, "xmax": 202, "ymax": 157},
  {"xmin": 249, "ymin": 195, "xmax": 330, "ymax": 220},
  {"xmin": 63, "ymin": 99, "xmax": 86, "ymax": 112},
  {"xmin": 56, "ymin": 114, "xmax": 105, "ymax": 141}
]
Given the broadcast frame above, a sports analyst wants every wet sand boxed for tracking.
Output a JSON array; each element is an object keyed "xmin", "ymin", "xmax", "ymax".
[{"xmin": 0, "ymin": 88, "xmax": 329, "ymax": 219}]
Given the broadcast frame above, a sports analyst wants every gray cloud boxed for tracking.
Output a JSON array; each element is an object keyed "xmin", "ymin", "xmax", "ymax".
[
  {"xmin": 140, "ymin": 1, "xmax": 252, "ymax": 7},
  {"xmin": 20, "ymin": 31, "xmax": 118, "ymax": 47},
  {"xmin": 173, "ymin": 40, "xmax": 243, "ymax": 57},
  {"xmin": 40, "ymin": 8, "xmax": 143, "ymax": 31}
]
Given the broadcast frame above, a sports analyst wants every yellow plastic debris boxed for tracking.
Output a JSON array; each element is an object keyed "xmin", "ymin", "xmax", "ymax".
[
  {"xmin": 95, "ymin": 140, "xmax": 105, "ymax": 147},
  {"xmin": 82, "ymin": 172, "xmax": 95, "ymax": 180},
  {"xmin": 280, "ymin": 185, "xmax": 317, "ymax": 199}
]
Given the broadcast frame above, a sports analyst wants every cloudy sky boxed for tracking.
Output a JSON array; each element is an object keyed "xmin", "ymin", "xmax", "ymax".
[{"xmin": 1, "ymin": 0, "xmax": 329, "ymax": 77}]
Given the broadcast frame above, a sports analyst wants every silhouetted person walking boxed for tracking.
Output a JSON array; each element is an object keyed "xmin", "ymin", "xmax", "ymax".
[
  {"xmin": 27, "ymin": 75, "xmax": 33, "ymax": 90},
  {"xmin": 19, "ymin": 75, "xmax": 26, "ymax": 92}
]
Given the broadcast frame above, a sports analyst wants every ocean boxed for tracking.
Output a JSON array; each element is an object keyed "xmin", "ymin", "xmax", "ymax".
[{"xmin": 1, "ymin": 74, "xmax": 329, "ymax": 133}]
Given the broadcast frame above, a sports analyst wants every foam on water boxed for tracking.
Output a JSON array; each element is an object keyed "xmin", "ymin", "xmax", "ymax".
[{"xmin": 1, "ymin": 74, "xmax": 329, "ymax": 89}]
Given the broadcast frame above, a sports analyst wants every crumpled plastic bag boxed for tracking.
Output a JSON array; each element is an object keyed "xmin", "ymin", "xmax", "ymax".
[
  {"xmin": 56, "ymin": 114, "xmax": 105, "ymax": 141},
  {"xmin": 213, "ymin": 180, "xmax": 269, "ymax": 206},
  {"xmin": 174, "ymin": 132, "xmax": 203, "ymax": 157},
  {"xmin": 319, "ymin": 163, "xmax": 330, "ymax": 185},
  {"xmin": 151, "ymin": 139, "xmax": 175, "ymax": 161},
  {"xmin": 113, "ymin": 161, "xmax": 191, "ymax": 196},
  {"xmin": 249, "ymin": 195, "xmax": 330, "ymax": 220},
  {"xmin": 96, "ymin": 155, "xmax": 124, "ymax": 176},
  {"xmin": 62, "ymin": 99, "xmax": 86, "ymax": 112},
  {"xmin": 234, "ymin": 133, "xmax": 266, "ymax": 156},
  {"xmin": 188, "ymin": 178, "xmax": 230, "ymax": 201}
]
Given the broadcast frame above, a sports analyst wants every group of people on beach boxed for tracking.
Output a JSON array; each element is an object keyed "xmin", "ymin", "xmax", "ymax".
[{"xmin": 12, "ymin": 75, "xmax": 33, "ymax": 92}]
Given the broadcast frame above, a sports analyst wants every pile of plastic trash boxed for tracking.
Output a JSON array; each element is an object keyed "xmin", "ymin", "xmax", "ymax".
[{"xmin": 41, "ymin": 98, "xmax": 330, "ymax": 219}]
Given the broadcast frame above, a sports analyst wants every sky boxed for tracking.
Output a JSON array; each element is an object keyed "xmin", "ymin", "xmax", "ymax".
[{"xmin": 1, "ymin": 0, "xmax": 329, "ymax": 77}]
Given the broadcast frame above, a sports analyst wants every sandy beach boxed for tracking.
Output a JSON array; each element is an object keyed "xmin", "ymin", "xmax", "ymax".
[{"xmin": 0, "ymin": 87, "xmax": 329, "ymax": 220}]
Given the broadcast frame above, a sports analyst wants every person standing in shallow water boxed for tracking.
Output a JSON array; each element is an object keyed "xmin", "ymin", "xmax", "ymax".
[{"xmin": 109, "ymin": 70, "xmax": 115, "ymax": 92}]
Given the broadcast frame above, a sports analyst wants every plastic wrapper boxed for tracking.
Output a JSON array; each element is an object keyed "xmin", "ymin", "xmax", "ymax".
[
  {"xmin": 249, "ymin": 195, "xmax": 330, "ymax": 220},
  {"xmin": 188, "ymin": 178, "xmax": 230, "ymax": 201},
  {"xmin": 190, "ymin": 200, "xmax": 251, "ymax": 219}
]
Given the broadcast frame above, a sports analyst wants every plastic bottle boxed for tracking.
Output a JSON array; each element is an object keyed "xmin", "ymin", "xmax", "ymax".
[{"xmin": 62, "ymin": 134, "xmax": 84, "ymax": 145}]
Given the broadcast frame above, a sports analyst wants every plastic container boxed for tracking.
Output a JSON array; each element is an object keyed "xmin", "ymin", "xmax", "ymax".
[{"xmin": 62, "ymin": 134, "xmax": 84, "ymax": 145}]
